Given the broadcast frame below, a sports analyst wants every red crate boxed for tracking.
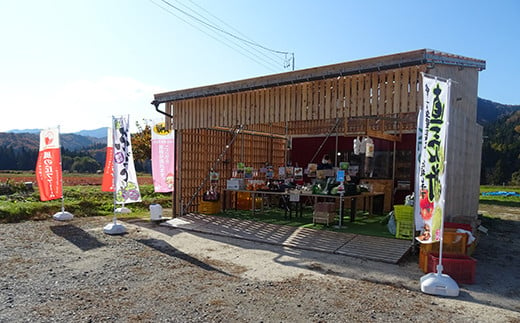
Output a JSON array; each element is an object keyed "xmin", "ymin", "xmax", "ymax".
[{"xmin": 427, "ymin": 252, "xmax": 477, "ymax": 284}]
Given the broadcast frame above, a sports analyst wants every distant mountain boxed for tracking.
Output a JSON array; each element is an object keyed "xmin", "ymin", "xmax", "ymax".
[
  {"xmin": 61, "ymin": 133, "xmax": 106, "ymax": 150},
  {"xmin": 477, "ymin": 98, "xmax": 520, "ymax": 125},
  {"xmin": 6, "ymin": 127, "xmax": 108, "ymax": 138},
  {"xmin": 0, "ymin": 133, "xmax": 40, "ymax": 151},
  {"xmin": 0, "ymin": 132, "xmax": 104, "ymax": 151},
  {"xmin": 75, "ymin": 127, "xmax": 108, "ymax": 138},
  {"xmin": 6, "ymin": 129, "xmax": 41, "ymax": 134}
]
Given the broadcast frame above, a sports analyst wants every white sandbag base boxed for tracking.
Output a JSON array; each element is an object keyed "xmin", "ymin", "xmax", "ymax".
[
  {"xmin": 53, "ymin": 211, "xmax": 74, "ymax": 221},
  {"xmin": 420, "ymin": 271, "xmax": 459, "ymax": 297},
  {"xmin": 115, "ymin": 207, "xmax": 131, "ymax": 214},
  {"xmin": 103, "ymin": 222, "xmax": 127, "ymax": 235}
]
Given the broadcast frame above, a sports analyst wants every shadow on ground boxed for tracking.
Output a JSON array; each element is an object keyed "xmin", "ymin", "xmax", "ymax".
[{"xmin": 50, "ymin": 224, "xmax": 106, "ymax": 251}]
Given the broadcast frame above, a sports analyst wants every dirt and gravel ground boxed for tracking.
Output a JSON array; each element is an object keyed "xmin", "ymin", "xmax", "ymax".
[{"xmin": 1, "ymin": 205, "xmax": 519, "ymax": 322}]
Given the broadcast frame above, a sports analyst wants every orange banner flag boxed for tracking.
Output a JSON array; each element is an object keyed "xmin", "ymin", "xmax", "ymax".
[{"xmin": 35, "ymin": 128, "xmax": 62, "ymax": 201}]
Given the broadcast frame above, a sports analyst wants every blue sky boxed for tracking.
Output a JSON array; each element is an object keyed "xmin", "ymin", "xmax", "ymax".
[{"xmin": 1, "ymin": 0, "xmax": 519, "ymax": 133}]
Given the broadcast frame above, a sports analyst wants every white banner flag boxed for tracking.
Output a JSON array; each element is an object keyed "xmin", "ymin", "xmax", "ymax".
[
  {"xmin": 112, "ymin": 116, "xmax": 141, "ymax": 204},
  {"xmin": 416, "ymin": 74, "xmax": 451, "ymax": 243}
]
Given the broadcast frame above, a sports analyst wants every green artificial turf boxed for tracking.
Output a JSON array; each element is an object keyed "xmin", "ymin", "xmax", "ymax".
[{"xmin": 213, "ymin": 205, "xmax": 395, "ymax": 239}]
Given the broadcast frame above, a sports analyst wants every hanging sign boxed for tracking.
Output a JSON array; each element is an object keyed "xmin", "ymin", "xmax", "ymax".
[
  {"xmin": 35, "ymin": 127, "xmax": 62, "ymax": 201},
  {"xmin": 151, "ymin": 122, "xmax": 175, "ymax": 192},
  {"xmin": 416, "ymin": 74, "xmax": 451, "ymax": 243}
]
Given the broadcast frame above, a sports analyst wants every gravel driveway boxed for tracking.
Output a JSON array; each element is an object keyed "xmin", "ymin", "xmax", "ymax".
[{"xmin": 1, "ymin": 212, "xmax": 519, "ymax": 322}]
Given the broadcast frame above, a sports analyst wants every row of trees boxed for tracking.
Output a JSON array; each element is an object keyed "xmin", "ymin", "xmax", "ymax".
[
  {"xmin": 1, "ymin": 118, "xmax": 518, "ymax": 184},
  {"xmin": 481, "ymin": 110, "xmax": 520, "ymax": 185},
  {"xmin": 0, "ymin": 146, "xmax": 104, "ymax": 173},
  {"xmin": 0, "ymin": 124, "xmax": 153, "ymax": 174},
  {"xmin": 0, "ymin": 146, "xmax": 152, "ymax": 174}
]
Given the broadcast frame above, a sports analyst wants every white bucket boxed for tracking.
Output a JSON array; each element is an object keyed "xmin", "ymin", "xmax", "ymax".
[{"xmin": 149, "ymin": 204, "xmax": 163, "ymax": 220}]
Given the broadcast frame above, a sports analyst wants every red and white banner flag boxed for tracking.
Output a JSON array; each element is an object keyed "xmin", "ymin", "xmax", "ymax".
[
  {"xmin": 151, "ymin": 122, "xmax": 175, "ymax": 192},
  {"xmin": 416, "ymin": 74, "xmax": 451, "ymax": 243},
  {"xmin": 112, "ymin": 116, "xmax": 141, "ymax": 204},
  {"xmin": 35, "ymin": 127, "xmax": 62, "ymax": 201},
  {"xmin": 101, "ymin": 127, "xmax": 114, "ymax": 192}
]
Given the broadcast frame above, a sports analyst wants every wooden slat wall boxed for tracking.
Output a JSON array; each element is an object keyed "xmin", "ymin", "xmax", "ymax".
[
  {"xmin": 171, "ymin": 65, "xmax": 426, "ymax": 132},
  {"xmin": 428, "ymin": 64, "xmax": 480, "ymax": 123},
  {"xmin": 426, "ymin": 64, "xmax": 482, "ymax": 224},
  {"xmin": 443, "ymin": 107, "xmax": 482, "ymax": 225}
]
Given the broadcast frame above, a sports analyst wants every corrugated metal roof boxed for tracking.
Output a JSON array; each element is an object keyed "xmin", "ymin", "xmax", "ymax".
[{"xmin": 152, "ymin": 49, "xmax": 485, "ymax": 105}]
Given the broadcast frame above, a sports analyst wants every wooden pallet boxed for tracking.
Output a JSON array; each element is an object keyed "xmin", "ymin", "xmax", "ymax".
[{"xmin": 335, "ymin": 235, "xmax": 413, "ymax": 263}]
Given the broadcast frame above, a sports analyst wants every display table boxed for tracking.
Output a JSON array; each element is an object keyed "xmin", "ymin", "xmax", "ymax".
[
  {"xmin": 223, "ymin": 189, "xmax": 384, "ymax": 222},
  {"xmin": 223, "ymin": 189, "xmax": 295, "ymax": 217}
]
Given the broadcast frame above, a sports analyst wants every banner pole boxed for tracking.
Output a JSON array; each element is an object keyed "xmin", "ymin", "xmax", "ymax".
[
  {"xmin": 419, "ymin": 76, "xmax": 459, "ymax": 297},
  {"xmin": 104, "ymin": 116, "xmax": 127, "ymax": 235},
  {"xmin": 104, "ymin": 115, "xmax": 139, "ymax": 235},
  {"xmin": 52, "ymin": 126, "xmax": 73, "ymax": 221}
]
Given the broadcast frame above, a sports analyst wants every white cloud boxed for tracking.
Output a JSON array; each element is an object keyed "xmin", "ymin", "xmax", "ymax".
[{"xmin": 0, "ymin": 76, "xmax": 165, "ymax": 133}]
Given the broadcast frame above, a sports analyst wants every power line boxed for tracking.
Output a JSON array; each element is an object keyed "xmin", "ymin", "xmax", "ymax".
[
  {"xmin": 176, "ymin": 0, "xmax": 285, "ymax": 68},
  {"xmin": 149, "ymin": 0, "xmax": 280, "ymax": 71},
  {"xmin": 150, "ymin": 0, "xmax": 294, "ymax": 71},
  {"xmin": 159, "ymin": 0, "xmax": 289, "ymax": 55},
  {"xmin": 165, "ymin": 0, "xmax": 284, "ymax": 69}
]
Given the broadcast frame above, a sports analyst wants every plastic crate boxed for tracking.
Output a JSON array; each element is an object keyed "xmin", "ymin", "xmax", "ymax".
[
  {"xmin": 444, "ymin": 223, "xmax": 477, "ymax": 256},
  {"xmin": 393, "ymin": 205, "xmax": 414, "ymax": 222},
  {"xmin": 394, "ymin": 205, "xmax": 414, "ymax": 239},
  {"xmin": 427, "ymin": 252, "xmax": 477, "ymax": 284},
  {"xmin": 418, "ymin": 230, "xmax": 469, "ymax": 272},
  {"xmin": 396, "ymin": 220, "xmax": 414, "ymax": 239}
]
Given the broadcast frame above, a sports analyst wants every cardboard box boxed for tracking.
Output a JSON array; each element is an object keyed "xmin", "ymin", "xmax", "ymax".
[
  {"xmin": 313, "ymin": 212, "xmax": 336, "ymax": 225},
  {"xmin": 314, "ymin": 202, "xmax": 336, "ymax": 213},
  {"xmin": 226, "ymin": 178, "xmax": 245, "ymax": 190}
]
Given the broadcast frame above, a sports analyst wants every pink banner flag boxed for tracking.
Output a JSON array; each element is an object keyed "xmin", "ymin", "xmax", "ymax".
[
  {"xmin": 35, "ymin": 128, "xmax": 62, "ymax": 201},
  {"xmin": 101, "ymin": 127, "xmax": 114, "ymax": 192},
  {"xmin": 151, "ymin": 122, "xmax": 175, "ymax": 192}
]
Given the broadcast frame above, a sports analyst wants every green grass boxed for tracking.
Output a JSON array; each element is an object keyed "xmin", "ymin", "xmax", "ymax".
[
  {"xmin": 209, "ymin": 185, "xmax": 520, "ymax": 238},
  {"xmin": 2, "ymin": 182, "xmax": 519, "ymax": 236},
  {"xmin": 479, "ymin": 186, "xmax": 520, "ymax": 208},
  {"xmin": 0, "ymin": 184, "xmax": 171, "ymax": 223}
]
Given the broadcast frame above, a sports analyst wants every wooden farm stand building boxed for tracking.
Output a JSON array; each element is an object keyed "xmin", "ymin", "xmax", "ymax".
[{"xmin": 152, "ymin": 49, "xmax": 486, "ymax": 227}]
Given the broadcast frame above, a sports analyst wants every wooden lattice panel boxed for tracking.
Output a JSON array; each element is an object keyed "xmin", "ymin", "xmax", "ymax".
[{"xmin": 178, "ymin": 127, "xmax": 286, "ymax": 213}]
